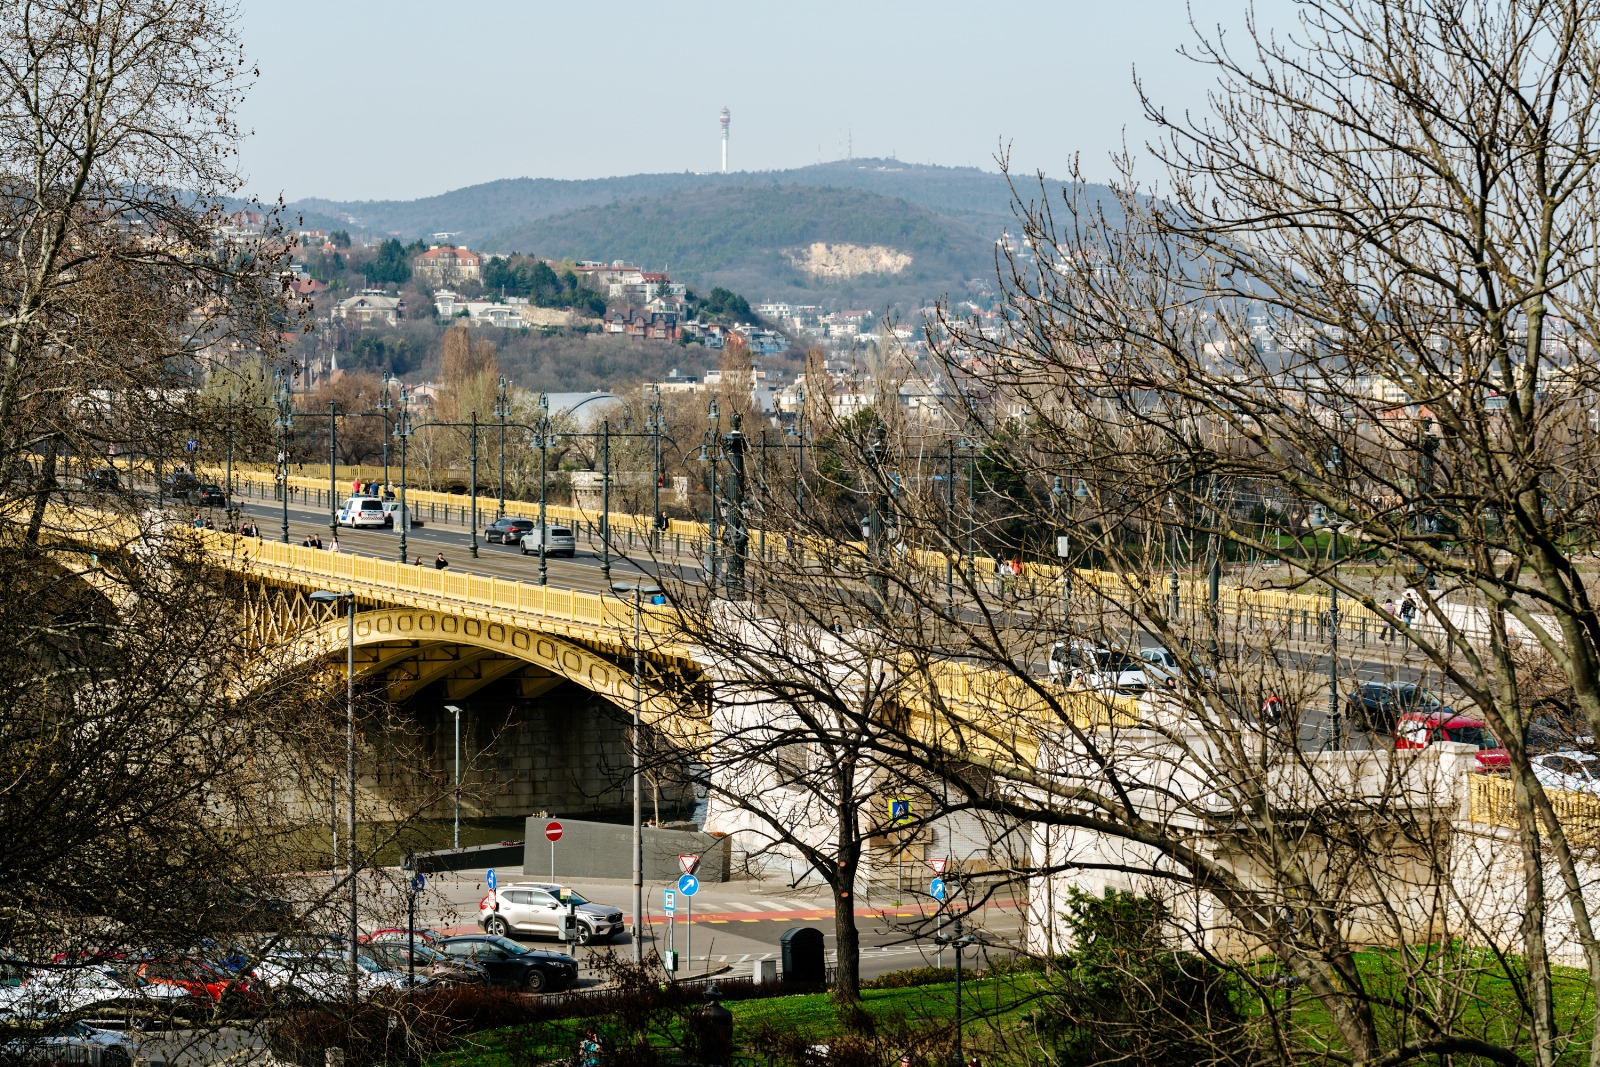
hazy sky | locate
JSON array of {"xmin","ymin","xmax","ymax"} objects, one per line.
[{"xmin": 235, "ymin": 1, "xmax": 1283, "ymax": 204}]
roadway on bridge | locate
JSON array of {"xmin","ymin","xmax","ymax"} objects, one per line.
[{"xmin": 229, "ymin": 495, "xmax": 1433, "ymax": 748}]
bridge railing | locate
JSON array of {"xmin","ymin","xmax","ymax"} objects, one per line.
[
  {"xmin": 1470, "ymin": 773, "xmax": 1600, "ymax": 843},
  {"xmin": 204, "ymin": 531, "xmax": 680, "ymax": 638}
]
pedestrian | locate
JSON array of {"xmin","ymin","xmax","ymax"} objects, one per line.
[
  {"xmin": 191, "ymin": 512, "xmax": 204, "ymax": 529},
  {"xmin": 1261, "ymin": 692, "xmax": 1285, "ymax": 727},
  {"xmin": 1399, "ymin": 594, "xmax": 1417, "ymax": 629},
  {"xmin": 301, "ymin": 534, "xmax": 312, "ymax": 548},
  {"xmin": 414, "ymin": 555, "xmax": 423, "ymax": 566},
  {"xmin": 1381, "ymin": 596, "xmax": 1396, "ymax": 642},
  {"xmin": 351, "ymin": 477, "xmax": 360, "ymax": 494},
  {"xmin": 831, "ymin": 615, "xmax": 843, "ymax": 634},
  {"xmin": 435, "ymin": 552, "xmax": 449, "ymax": 570},
  {"xmin": 311, "ymin": 533, "xmax": 324, "ymax": 550},
  {"xmin": 578, "ymin": 1029, "xmax": 604, "ymax": 1067},
  {"xmin": 328, "ymin": 537, "xmax": 340, "ymax": 552}
]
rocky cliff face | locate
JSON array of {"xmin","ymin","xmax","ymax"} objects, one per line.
[{"xmin": 786, "ymin": 241, "xmax": 912, "ymax": 279}]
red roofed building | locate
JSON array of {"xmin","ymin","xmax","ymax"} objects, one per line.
[{"xmin": 412, "ymin": 245, "xmax": 483, "ymax": 286}]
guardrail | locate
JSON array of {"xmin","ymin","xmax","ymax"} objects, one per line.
[{"xmin": 1469, "ymin": 774, "xmax": 1600, "ymax": 842}]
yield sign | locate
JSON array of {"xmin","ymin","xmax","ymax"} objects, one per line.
[
  {"xmin": 928, "ymin": 858, "xmax": 947, "ymax": 875},
  {"xmin": 678, "ymin": 854, "xmax": 700, "ymax": 876}
]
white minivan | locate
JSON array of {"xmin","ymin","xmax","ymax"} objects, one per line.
[
  {"xmin": 518, "ymin": 525, "xmax": 576, "ymax": 557},
  {"xmin": 337, "ymin": 497, "xmax": 390, "ymax": 528}
]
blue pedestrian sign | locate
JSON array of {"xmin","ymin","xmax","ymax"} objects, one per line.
[
  {"xmin": 411, "ymin": 873, "xmax": 426, "ymax": 892},
  {"xmin": 663, "ymin": 889, "xmax": 676, "ymax": 914},
  {"xmin": 889, "ymin": 798, "xmax": 913, "ymax": 825},
  {"xmin": 677, "ymin": 873, "xmax": 699, "ymax": 897},
  {"xmin": 486, "ymin": 869, "xmax": 497, "ymax": 890},
  {"xmin": 930, "ymin": 877, "xmax": 946, "ymax": 902}
]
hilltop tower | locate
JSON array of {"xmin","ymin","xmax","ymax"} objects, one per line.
[{"xmin": 720, "ymin": 106, "xmax": 730, "ymax": 173}]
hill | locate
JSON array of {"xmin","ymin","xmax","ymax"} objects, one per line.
[
  {"xmin": 482, "ymin": 183, "xmax": 995, "ymax": 309},
  {"xmin": 283, "ymin": 159, "xmax": 1122, "ymax": 309}
]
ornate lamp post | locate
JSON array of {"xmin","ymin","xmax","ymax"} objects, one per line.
[
  {"xmin": 701, "ymin": 398, "xmax": 721, "ymax": 592},
  {"xmin": 494, "ymin": 376, "xmax": 511, "ymax": 519},
  {"xmin": 393, "ymin": 387, "xmax": 415, "ymax": 563},
  {"xmin": 537, "ymin": 392, "xmax": 550, "ymax": 586},
  {"xmin": 377, "ymin": 373, "xmax": 395, "ymax": 491},
  {"xmin": 650, "ymin": 385, "xmax": 664, "ymax": 551},
  {"xmin": 274, "ymin": 371, "xmax": 295, "ymax": 544}
]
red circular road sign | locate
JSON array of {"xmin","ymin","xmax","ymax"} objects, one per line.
[{"xmin": 544, "ymin": 821, "xmax": 563, "ymax": 842}]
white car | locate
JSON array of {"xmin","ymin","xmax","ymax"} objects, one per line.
[
  {"xmin": 1139, "ymin": 647, "xmax": 1216, "ymax": 688},
  {"xmin": 518, "ymin": 526, "xmax": 576, "ymax": 558},
  {"xmin": 380, "ymin": 501, "xmax": 420, "ymax": 528},
  {"xmin": 336, "ymin": 497, "xmax": 390, "ymax": 528},
  {"xmin": 1, "ymin": 1019, "xmax": 147, "ymax": 1067},
  {"xmin": 1049, "ymin": 642, "xmax": 1150, "ymax": 693},
  {"xmin": 252, "ymin": 949, "xmax": 426, "ymax": 1002},
  {"xmin": 1532, "ymin": 751, "xmax": 1600, "ymax": 795},
  {"xmin": 478, "ymin": 883, "xmax": 624, "ymax": 945},
  {"xmin": 0, "ymin": 965, "xmax": 188, "ymax": 1020}
]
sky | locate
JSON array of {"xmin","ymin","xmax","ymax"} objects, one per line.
[{"xmin": 235, "ymin": 0, "xmax": 1284, "ymax": 204}]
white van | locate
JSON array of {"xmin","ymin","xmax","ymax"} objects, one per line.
[{"xmin": 337, "ymin": 497, "xmax": 389, "ymax": 528}]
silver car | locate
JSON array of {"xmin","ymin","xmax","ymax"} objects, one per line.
[
  {"xmin": 479, "ymin": 883, "xmax": 623, "ymax": 945},
  {"xmin": 518, "ymin": 526, "xmax": 576, "ymax": 558}
]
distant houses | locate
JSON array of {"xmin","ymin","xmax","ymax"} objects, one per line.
[{"xmin": 412, "ymin": 245, "xmax": 482, "ymax": 286}]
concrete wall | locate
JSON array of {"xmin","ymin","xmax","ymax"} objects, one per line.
[{"xmin": 522, "ymin": 817, "xmax": 732, "ymax": 882}]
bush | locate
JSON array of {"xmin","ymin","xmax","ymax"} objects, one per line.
[{"xmin": 863, "ymin": 966, "xmax": 960, "ymax": 989}]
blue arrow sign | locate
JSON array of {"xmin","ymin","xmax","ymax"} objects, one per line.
[
  {"xmin": 486, "ymin": 869, "xmax": 497, "ymax": 890},
  {"xmin": 411, "ymin": 873, "xmax": 426, "ymax": 893},
  {"xmin": 663, "ymin": 889, "xmax": 676, "ymax": 914},
  {"xmin": 930, "ymin": 877, "xmax": 946, "ymax": 902},
  {"xmin": 677, "ymin": 873, "xmax": 699, "ymax": 897}
]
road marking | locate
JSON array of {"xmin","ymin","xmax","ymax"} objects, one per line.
[{"xmin": 724, "ymin": 902, "xmax": 764, "ymax": 912}]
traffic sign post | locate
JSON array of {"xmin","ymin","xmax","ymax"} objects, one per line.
[
  {"xmin": 486, "ymin": 869, "xmax": 497, "ymax": 889},
  {"xmin": 931, "ymin": 876, "xmax": 947, "ymax": 967},
  {"xmin": 929, "ymin": 858, "xmax": 947, "ymax": 875},
  {"xmin": 545, "ymin": 821, "xmax": 563, "ymax": 878},
  {"xmin": 662, "ymin": 889, "xmax": 677, "ymax": 971},
  {"xmin": 888, "ymin": 799, "xmax": 913, "ymax": 904},
  {"xmin": 679, "ymin": 854, "xmax": 699, "ymax": 876},
  {"xmin": 677, "ymin": 873, "xmax": 698, "ymax": 973}
]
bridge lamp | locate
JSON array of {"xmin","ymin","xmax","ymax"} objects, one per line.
[
  {"xmin": 444, "ymin": 704, "xmax": 463, "ymax": 850},
  {"xmin": 610, "ymin": 581, "xmax": 662, "ymax": 964},
  {"xmin": 309, "ymin": 588, "xmax": 360, "ymax": 1003}
]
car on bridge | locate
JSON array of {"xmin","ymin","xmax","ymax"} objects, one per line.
[
  {"xmin": 381, "ymin": 502, "xmax": 421, "ymax": 528},
  {"xmin": 1395, "ymin": 711, "xmax": 1509, "ymax": 769},
  {"xmin": 80, "ymin": 467, "xmax": 120, "ymax": 491},
  {"xmin": 478, "ymin": 883, "xmax": 624, "ymax": 945},
  {"xmin": 337, "ymin": 497, "xmax": 390, "ymax": 529},
  {"xmin": 187, "ymin": 484, "xmax": 228, "ymax": 509},
  {"xmin": 484, "ymin": 517, "xmax": 536, "ymax": 544},
  {"xmin": 519, "ymin": 525, "xmax": 576, "ymax": 557},
  {"xmin": 436, "ymin": 935, "xmax": 577, "ymax": 993},
  {"xmin": 1049, "ymin": 641, "xmax": 1149, "ymax": 693},
  {"xmin": 1346, "ymin": 683, "xmax": 1455, "ymax": 733}
]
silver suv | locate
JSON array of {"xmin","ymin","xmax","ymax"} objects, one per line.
[
  {"xmin": 518, "ymin": 526, "xmax": 576, "ymax": 558},
  {"xmin": 479, "ymin": 883, "xmax": 623, "ymax": 945}
]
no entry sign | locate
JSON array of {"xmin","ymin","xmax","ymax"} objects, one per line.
[{"xmin": 545, "ymin": 821, "xmax": 564, "ymax": 842}]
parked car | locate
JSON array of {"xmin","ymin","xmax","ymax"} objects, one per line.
[
  {"xmin": 361, "ymin": 942, "xmax": 487, "ymax": 986},
  {"xmin": 1531, "ymin": 751, "xmax": 1600, "ymax": 795},
  {"xmin": 1525, "ymin": 707, "xmax": 1595, "ymax": 754},
  {"xmin": 186, "ymin": 484, "xmax": 227, "ymax": 508},
  {"xmin": 0, "ymin": 965, "xmax": 187, "ymax": 1020},
  {"xmin": 80, "ymin": 468, "xmax": 120, "ymax": 491},
  {"xmin": 362, "ymin": 928, "xmax": 444, "ymax": 947},
  {"xmin": 478, "ymin": 883, "xmax": 624, "ymax": 945},
  {"xmin": 1394, "ymin": 712, "xmax": 1509, "ymax": 769},
  {"xmin": 519, "ymin": 525, "xmax": 576, "ymax": 558},
  {"xmin": 485, "ymin": 517, "xmax": 537, "ymax": 544},
  {"xmin": 1347, "ymin": 683, "xmax": 1453, "ymax": 733},
  {"xmin": 1, "ymin": 1019, "xmax": 145, "ymax": 1067},
  {"xmin": 125, "ymin": 959, "xmax": 259, "ymax": 1012},
  {"xmin": 436, "ymin": 936, "xmax": 578, "ymax": 993},
  {"xmin": 380, "ymin": 501, "xmax": 421, "ymax": 528},
  {"xmin": 336, "ymin": 497, "xmax": 390, "ymax": 528},
  {"xmin": 252, "ymin": 949, "xmax": 423, "ymax": 1003}
]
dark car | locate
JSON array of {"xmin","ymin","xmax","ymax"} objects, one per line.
[
  {"xmin": 81, "ymin": 467, "xmax": 121, "ymax": 491},
  {"xmin": 484, "ymin": 517, "xmax": 537, "ymax": 544},
  {"xmin": 161, "ymin": 471, "xmax": 199, "ymax": 497},
  {"xmin": 1346, "ymin": 682, "xmax": 1452, "ymax": 733},
  {"xmin": 436, "ymin": 935, "xmax": 577, "ymax": 993},
  {"xmin": 187, "ymin": 484, "xmax": 227, "ymax": 508}
]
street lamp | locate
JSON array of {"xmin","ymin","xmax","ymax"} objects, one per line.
[
  {"xmin": 444, "ymin": 704, "xmax": 463, "ymax": 850},
  {"xmin": 308, "ymin": 588, "xmax": 359, "ymax": 1003},
  {"xmin": 649, "ymin": 385, "xmax": 664, "ymax": 551},
  {"xmin": 702, "ymin": 399, "xmax": 721, "ymax": 592},
  {"xmin": 393, "ymin": 388, "xmax": 415, "ymax": 563},
  {"xmin": 377, "ymin": 373, "xmax": 395, "ymax": 491},
  {"xmin": 610, "ymin": 580, "xmax": 662, "ymax": 965},
  {"xmin": 537, "ymin": 392, "xmax": 550, "ymax": 586},
  {"xmin": 494, "ymin": 377, "xmax": 511, "ymax": 519},
  {"xmin": 327, "ymin": 401, "xmax": 340, "ymax": 540},
  {"xmin": 273, "ymin": 372, "xmax": 295, "ymax": 544}
]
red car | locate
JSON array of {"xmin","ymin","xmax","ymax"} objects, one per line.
[
  {"xmin": 128, "ymin": 959, "xmax": 261, "ymax": 1009},
  {"xmin": 1395, "ymin": 712, "xmax": 1510, "ymax": 769}
]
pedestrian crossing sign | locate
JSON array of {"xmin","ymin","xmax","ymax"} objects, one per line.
[{"xmin": 889, "ymin": 798, "xmax": 913, "ymax": 825}]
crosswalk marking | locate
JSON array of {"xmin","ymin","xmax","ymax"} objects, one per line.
[{"xmin": 724, "ymin": 902, "xmax": 764, "ymax": 912}]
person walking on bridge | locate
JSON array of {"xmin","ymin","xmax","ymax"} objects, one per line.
[{"xmin": 435, "ymin": 552, "xmax": 449, "ymax": 570}]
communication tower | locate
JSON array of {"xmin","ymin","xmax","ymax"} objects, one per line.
[{"xmin": 720, "ymin": 106, "xmax": 730, "ymax": 173}]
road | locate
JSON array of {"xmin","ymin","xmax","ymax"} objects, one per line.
[{"xmin": 405, "ymin": 866, "xmax": 1022, "ymax": 985}]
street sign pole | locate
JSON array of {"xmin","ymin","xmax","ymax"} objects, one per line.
[{"xmin": 687, "ymin": 891, "xmax": 692, "ymax": 973}]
